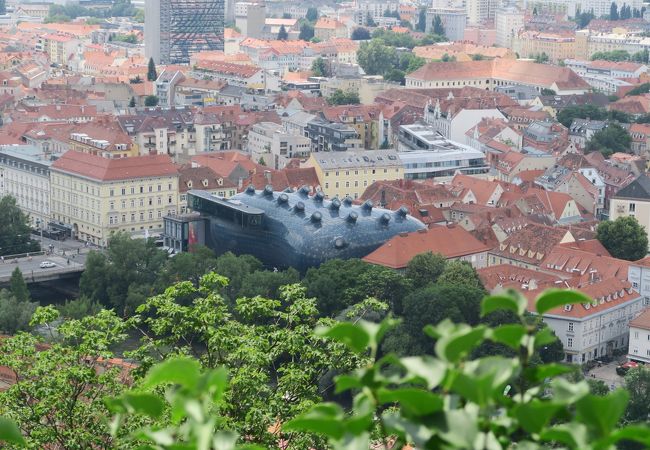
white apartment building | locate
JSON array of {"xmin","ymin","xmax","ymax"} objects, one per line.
[
  {"xmin": 628, "ymin": 308, "xmax": 650, "ymax": 364},
  {"xmin": 353, "ymin": 0, "xmax": 399, "ymax": 26},
  {"xmin": 424, "ymin": 100, "xmax": 507, "ymax": 143},
  {"xmin": 426, "ymin": 8, "xmax": 467, "ymax": 41},
  {"xmin": 397, "ymin": 123, "xmax": 489, "ymax": 180},
  {"xmin": 247, "ymin": 122, "xmax": 312, "ymax": 170},
  {"xmin": 466, "ymin": 0, "xmax": 499, "ymax": 25},
  {"xmin": 540, "ymin": 278, "xmax": 645, "ymax": 363},
  {"xmin": 495, "ymin": 6, "xmax": 524, "ymax": 48},
  {"xmin": 0, "ymin": 145, "xmax": 52, "ymax": 228}
]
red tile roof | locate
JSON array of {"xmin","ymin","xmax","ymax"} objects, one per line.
[
  {"xmin": 450, "ymin": 174, "xmax": 501, "ymax": 206},
  {"xmin": 541, "ymin": 246, "xmax": 629, "ymax": 282},
  {"xmin": 362, "ymin": 224, "xmax": 490, "ymax": 269},
  {"xmin": 630, "ymin": 308, "xmax": 650, "ymax": 331},
  {"xmin": 478, "ymin": 264, "xmax": 562, "ymax": 292},
  {"xmin": 51, "ymin": 151, "xmax": 178, "ymax": 181},
  {"xmin": 526, "ymin": 278, "xmax": 637, "ymax": 319}
]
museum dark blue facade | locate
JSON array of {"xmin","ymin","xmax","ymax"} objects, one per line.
[{"xmin": 182, "ymin": 187, "xmax": 426, "ymax": 271}]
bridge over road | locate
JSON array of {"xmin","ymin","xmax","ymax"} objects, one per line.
[{"xmin": 0, "ymin": 253, "xmax": 85, "ymax": 286}]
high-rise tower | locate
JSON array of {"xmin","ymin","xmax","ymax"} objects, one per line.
[{"xmin": 145, "ymin": 0, "xmax": 224, "ymax": 65}]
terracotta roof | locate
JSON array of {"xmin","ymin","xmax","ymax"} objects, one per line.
[
  {"xmin": 490, "ymin": 223, "xmax": 572, "ymax": 265},
  {"xmin": 408, "ymin": 60, "xmax": 590, "ymax": 90},
  {"xmin": 243, "ymin": 167, "xmax": 320, "ymax": 191},
  {"xmin": 191, "ymin": 151, "xmax": 260, "ymax": 178},
  {"xmin": 363, "ymin": 224, "xmax": 490, "ymax": 269},
  {"xmin": 526, "ymin": 278, "xmax": 637, "ymax": 319},
  {"xmin": 178, "ymin": 166, "xmax": 237, "ymax": 193},
  {"xmin": 450, "ymin": 174, "xmax": 501, "ymax": 206},
  {"xmin": 478, "ymin": 264, "xmax": 562, "ymax": 292},
  {"xmin": 51, "ymin": 151, "xmax": 178, "ymax": 181},
  {"xmin": 630, "ymin": 308, "xmax": 650, "ymax": 331},
  {"xmin": 541, "ymin": 246, "xmax": 629, "ymax": 282}
]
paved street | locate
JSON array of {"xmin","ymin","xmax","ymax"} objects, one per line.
[
  {"xmin": 588, "ymin": 362, "xmax": 625, "ymax": 390},
  {"xmin": 0, "ymin": 237, "xmax": 98, "ymax": 283}
]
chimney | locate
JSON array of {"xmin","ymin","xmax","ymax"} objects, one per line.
[
  {"xmin": 264, "ymin": 170, "xmax": 272, "ymax": 184},
  {"xmin": 237, "ymin": 177, "xmax": 243, "ymax": 190}
]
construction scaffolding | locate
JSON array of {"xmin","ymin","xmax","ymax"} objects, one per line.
[{"xmin": 160, "ymin": 0, "xmax": 225, "ymax": 65}]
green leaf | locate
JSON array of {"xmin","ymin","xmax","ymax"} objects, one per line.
[
  {"xmin": 377, "ymin": 388, "xmax": 443, "ymax": 416},
  {"xmin": 540, "ymin": 424, "xmax": 589, "ymax": 449},
  {"xmin": 284, "ymin": 404, "xmax": 345, "ymax": 439},
  {"xmin": 122, "ymin": 393, "xmax": 165, "ymax": 418},
  {"xmin": 399, "ymin": 356, "xmax": 446, "ymax": 389},
  {"xmin": 551, "ymin": 378, "xmax": 590, "ymax": 404},
  {"xmin": 317, "ymin": 323, "xmax": 369, "ymax": 354},
  {"xmin": 201, "ymin": 366, "xmax": 228, "ymax": 402},
  {"xmin": 142, "ymin": 357, "xmax": 201, "ymax": 390},
  {"xmin": 524, "ymin": 364, "xmax": 574, "ymax": 383},
  {"xmin": 491, "ymin": 324, "xmax": 527, "ymax": 349},
  {"xmin": 576, "ymin": 389, "xmax": 629, "ymax": 438},
  {"xmin": 213, "ymin": 430, "xmax": 238, "ymax": 450},
  {"xmin": 334, "ymin": 374, "xmax": 362, "ymax": 394},
  {"xmin": 0, "ymin": 417, "xmax": 26, "ymax": 446},
  {"xmin": 513, "ymin": 400, "xmax": 562, "ymax": 433},
  {"xmin": 434, "ymin": 325, "xmax": 487, "ymax": 363},
  {"xmin": 599, "ymin": 425, "xmax": 650, "ymax": 448},
  {"xmin": 481, "ymin": 291, "xmax": 526, "ymax": 317},
  {"xmin": 535, "ymin": 289, "xmax": 590, "ymax": 315}
]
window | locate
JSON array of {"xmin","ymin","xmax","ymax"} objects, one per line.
[
  {"xmin": 635, "ymin": 331, "xmax": 639, "ymax": 339},
  {"xmin": 629, "ymin": 203, "xmax": 636, "ymax": 212},
  {"xmin": 568, "ymin": 322, "xmax": 574, "ymax": 332},
  {"xmin": 567, "ymin": 338, "xmax": 573, "ymax": 348},
  {"xmin": 121, "ymin": 188, "xmax": 126, "ymax": 195},
  {"xmin": 140, "ymin": 186, "xmax": 144, "ymax": 193},
  {"xmin": 110, "ymin": 189, "xmax": 114, "ymax": 196},
  {"xmin": 130, "ymin": 187, "xmax": 135, "ymax": 194}
]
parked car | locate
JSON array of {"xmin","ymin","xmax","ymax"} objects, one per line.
[
  {"xmin": 39, "ymin": 261, "xmax": 57, "ymax": 269},
  {"xmin": 616, "ymin": 360, "xmax": 639, "ymax": 376}
]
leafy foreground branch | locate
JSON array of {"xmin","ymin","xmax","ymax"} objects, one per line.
[{"xmin": 2, "ymin": 289, "xmax": 650, "ymax": 449}]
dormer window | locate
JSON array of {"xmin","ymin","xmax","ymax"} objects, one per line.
[
  {"xmin": 202, "ymin": 179, "xmax": 208, "ymax": 187},
  {"xmin": 564, "ymin": 304, "xmax": 572, "ymax": 312},
  {"xmin": 187, "ymin": 181, "xmax": 193, "ymax": 188}
]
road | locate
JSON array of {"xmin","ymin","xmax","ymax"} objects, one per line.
[{"xmin": 0, "ymin": 237, "xmax": 98, "ymax": 283}]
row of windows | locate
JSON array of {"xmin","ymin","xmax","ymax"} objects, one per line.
[
  {"xmin": 324, "ymin": 168, "xmax": 396, "ymax": 177},
  {"xmin": 109, "ymin": 196, "xmax": 174, "ymax": 210},
  {"xmin": 108, "ymin": 209, "xmax": 171, "ymax": 224},
  {"xmin": 325, "ymin": 179, "xmax": 371, "ymax": 190},
  {"xmin": 110, "ymin": 184, "xmax": 173, "ymax": 196}
]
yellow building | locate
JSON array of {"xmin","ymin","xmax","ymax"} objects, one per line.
[
  {"xmin": 40, "ymin": 34, "xmax": 80, "ymax": 67},
  {"xmin": 306, "ymin": 150, "xmax": 403, "ymax": 199},
  {"xmin": 610, "ymin": 174, "xmax": 650, "ymax": 250},
  {"xmin": 314, "ymin": 17, "xmax": 348, "ymax": 41},
  {"xmin": 512, "ymin": 31, "xmax": 576, "ymax": 63},
  {"xmin": 50, "ymin": 151, "xmax": 179, "ymax": 245}
]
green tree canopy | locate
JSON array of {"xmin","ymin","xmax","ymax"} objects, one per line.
[
  {"xmin": 0, "ymin": 289, "xmax": 37, "ymax": 335},
  {"xmin": 432, "ymin": 14, "xmax": 445, "ymax": 37},
  {"xmin": 586, "ymin": 123, "xmax": 632, "ymax": 156},
  {"xmin": 79, "ymin": 232, "xmax": 167, "ymax": 315},
  {"xmin": 277, "ymin": 24, "xmax": 288, "ymax": 40},
  {"xmin": 9, "ymin": 268, "xmax": 30, "ymax": 303},
  {"xmin": 0, "ymin": 196, "xmax": 40, "ymax": 257},
  {"xmin": 298, "ymin": 22, "xmax": 314, "ymax": 41},
  {"xmin": 405, "ymin": 252, "xmax": 446, "ymax": 287},
  {"xmin": 437, "ymin": 260, "xmax": 485, "ymax": 290},
  {"xmin": 310, "ymin": 56, "xmax": 328, "ymax": 77},
  {"xmin": 351, "ymin": 27, "xmax": 370, "ymax": 40},
  {"xmin": 144, "ymin": 95, "xmax": 159, "ymax": 107},
  {"xmin": 591, "ymin": 49, "xmax": 630, "ymax": 61},
  {"xmin": 416, "ymin": 7, "xmax": 426, "ymax": 32},
  {"xmin": 146, "ymin": 57, "xmax": 157, "ymax": 81},
  {"xmin": 357, "ymin": 39, "xmax": 397, "ymax": 75},
  {"xmin": 597, "ymin": 216, "xmax": 648, "ymax": 261},
  {"xmin": 305, "ymin": 7, "xmax": 318, "ymax": 22},
  {"xmin": 327, "ymin": 89, "xmax": 360, "ymax": 105}
]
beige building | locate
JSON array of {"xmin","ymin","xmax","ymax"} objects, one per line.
[
  {"xmin": 314, "ymin": 17, "xmax": 348, "ymax": 41},
  {"xmin": 321, "ymin": 76, "xmax": 398, "ymax": 105},
  {"xmin": 495, "ymin": 6, "xmax": 524, "ymax": 48},
  {"xmin": 50, "ymin": 151, "xmax": 179, "ymax": 245},
  {"xmin": 609, "ymin": 174, "xmax": 650, "ymax": 250},
  {"xmin": 306, "ymin": 150, "xmax": 403, "ymax": 199},
  {"xmin": 512, "ymin": 31, "xmax": 576, "ymax": 63}
]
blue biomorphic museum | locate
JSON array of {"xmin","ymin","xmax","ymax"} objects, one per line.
[{"xmin": 162, "ymin": 187, "xmax": 425, "ymax": 271}]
